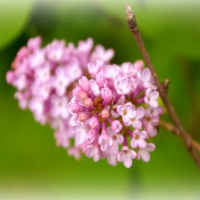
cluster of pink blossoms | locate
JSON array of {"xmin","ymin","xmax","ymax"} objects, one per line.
[{"xmin": 6, "ymin": 37, "xmax": 163, "ymax": 168}]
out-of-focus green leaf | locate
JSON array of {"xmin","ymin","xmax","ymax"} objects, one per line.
[{"xmin": 0, "ymin": 0, "xmax": 34, "ymax": 50}]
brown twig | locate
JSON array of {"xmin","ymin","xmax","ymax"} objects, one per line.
[
  {"xmin": 159, "ymin": 120, "xmax": 200, "ymax": 153},
  {"xmin": 124, "ymin": 3, "xmax": 200, "ymax": 170}
]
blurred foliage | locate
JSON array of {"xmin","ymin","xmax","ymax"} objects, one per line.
[{"xmin": 0, "ymin": 0, "xmax": 200, "ymax": 199}]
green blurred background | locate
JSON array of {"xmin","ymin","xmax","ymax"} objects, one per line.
[{"xmin": 0, "ymin": 0, "xmax": 200, "ymax": 199}]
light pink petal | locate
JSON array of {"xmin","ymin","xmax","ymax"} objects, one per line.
[
  {"xmin": 108, "ymin": 153, "xmax": 117, "ymax": 166},
  {"xmin": 138, "ymin": 140, "xmax": 147, "ymax": 148},
  {"xmin": 86, "ymin": 148, "xmax": 94, "ymax": 158},
  {"xmin": 75, "ymin": 132, "xmax": 86, "ymax": 146},
  {"xmin": 123, "ymin": 155, "xmax": 132, "ymax": 168},
  {"xmin": 117, "ymin": 105, "xmax": 124, "ymax": 114},
  {"xmin": 129, "ymin": 150, "xmax": 137, "ymax": 159},
  {"xmin": 148, "ymin": 125, "xmax": 157, "ymax": 137},
  {"xmin": 142, "ymin": 68, "xmax": 151, "ymax": 82},
  {"xmin": 117, "ymin": 151, "xmax": 125, "ymax": 162},
  {"xmin": 101, "ymin": 140, "xmax": 108, "ymax": 152},
  {"xmin": 146, "ymin": 143, "xmax": 155, "ymax": 151},
  {"xmin": 131, "ymin": 139, "xmax": 137, "ymax": 148},
  {"xmin": 150, "ymin": 100, "xmax": 158, "ymax": 108},
  {"xmin": 133, "ymin": 120, "xmax": 142, "ymax": 130},
  {"xmin": 128, "ymin": 109, "xmax": 136, "ymax": 118},
  {"xmin": 111, "ymin": 142, "xmax": 119, "ymax": 154},
  {"xmin": 151, "ymin": 91, "xmax": 159, "ymax": 99},
  {"xmin": 140, "ymin": 131, "xmax": 147, "ymax": 139},
  {"xmin": 136, "ymin": 107, "xmax": 145, "ymax": 119},
  {"xmin": 89, "ymin": 79, "xmax": 100, "ymax": 96},
  {"xmin": 93, "ymin": 153, "xmax": 100, "ymax": 162},
  {"xmin": 141, "ymin": 150, "xmax": 150, "ymax": 162},
  {"xmin": 117, "ymin": 135, "xmax": 124, "ymax": 144}
]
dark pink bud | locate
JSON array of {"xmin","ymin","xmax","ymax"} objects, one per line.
[
  {"xmin": 78, "ymin": 112, "xmax": 90, "ymax": 122},
  {"xmin": 6, "ymin": 71, "xmax": 15, "ymax": 84},
  {"xmin": 84, "ymin": 98, "xmax": 94, "ymax": 108},
  {"xmin": 111, "ymin": 120, "xmax": 122, "ymax": 133},
  {"xmin": 86, "ymin": 129, "xmax": 97, "ymax": 144},
  {"xmin": 16, "ymin": 46, "xmax": 30, "ymax": 61},
  {"xmin": 70, "ymin": 103, "xmax": 84, "ymax": 113},
  {"xmin": 96, "ymin": 74, "xmax": 105, "ymax": 87},
  {"xmin": 27, "ymin": 36, "xmax": 42, "ymax": 51},
  {"xmin": 79, "ymin": 91, "xmax": 88, "ymax": 101},
  {"xmin": 101, "ymin": 87, "xmax": 112, "ymax": 103},
  {"xmin": 73, "ymin": 86, "xmax": 82, "ymax": 98},
  {"xmin": 79, "ymin": 76, "xmax": 90, "ymax": 92},
  {"xmin": 101, "ymin": 109, "xmax": 110, "ymax": 119},
  {"xmin": 89, "ymin": 116, "xmax": 100, "ymax": 129}
]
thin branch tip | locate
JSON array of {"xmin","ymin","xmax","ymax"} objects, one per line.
[{"xmin": 124, "ymin": 3, "xmax": 137, "ymax": 32}]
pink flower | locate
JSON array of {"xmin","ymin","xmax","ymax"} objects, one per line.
[
  {"xmin": 118, "ymin": 146, "xmax": 137, "ymax": 168},
  {"xmin": 114, "ymin": 73, "xmax": 130, "ymax": 95},
  {"xmin": 7, "ymin": 36, "xmax": 163, "ymax": 168},
  {"xmin": 117, "ymin": 102, "xmax": 136, "ymax": 124},
  {"xmin": 50, "ymin": 96, "xmax": 68, "ymax": 119},
  {"xmin": 131, "ymin": 130, "xmax": 147, "ymax": 148},
  {"xmin": 137, "ymin": 143, "xmax": 155, "ymax": 162},
  {"xmin": 144, "ymin": 89, "xmax": 159, "ymax": 107},
  {"xmin": 73, "ymin": 124, "xmax": 87, "ymax": 146},
  {"xmin": 86, "ymin": 145, "xmax": 100, "ymax": 162},
  {"xmin": 139, "ymin": 68, "xmax": 157, "ymax": 90},
  {"xmin": 101, "ymin": 87, "xmax": 113, "ymax": 103},
  {"xmin": 129, "ymin": 107, "xmax": 145, "ymax": 130},
  {"xmin": 107, "ymin": 128, "xmax": 124, "ymax": 154},
  {"xmin": 111, "ymin": 120, "xmax": 123, "ymax": 133},
  {"xmin": 79, "ymin": 76, "xmax": 90, "ymax": 92},
  {"xmin": 91, "ymin": 45, "xmax": 114, "ymax": 63},
  {"xmin": 98, "ymin": 128, "xmax": 112, "ymax": 152},
  {"xmin": 52, "ymin": 67, "xmax": 70, "ymax": 96}
]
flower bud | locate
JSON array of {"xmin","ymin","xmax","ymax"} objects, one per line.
[
  {"xmin": 84, "ymin": 98, "xmax": 94, "ymax": 109},
  {"xmin": 79, "ymin": 76, "xmax": 90, "ymax": 92},
  {"xmin": 101, "ymin": 109, "xmax": 110, "ymax": 119},
  {"xmin": 70, "ymin": 103, "xmax": 84, "ymax": 113},
  {"xmin": 101, "ymin": 87, "xmax": 112, "ymax": 103},
  {"xmin": 73, "ymin": 86, "xmax": 82, "ymax": 98},
  {"xmin": 86, "ymin": 129, "xmax": 97, "ymax": 144},
  {"xmin": 79, "ymin": 91, "xmax": 88, "ymax": 101},
  {"xmin": 78, "ymin": 112, "xmax": 90, "ymax": 122},
  {"xmin": 89, "ymin": 116, "xmax": 100, "ymax": 130},
  {"xmin": 111, "ymin": 120, "xmax": 122, "ymax": 133},
  {"xmin": 96, "ymin": 74, "xmax": 105, "ymax": 87}
]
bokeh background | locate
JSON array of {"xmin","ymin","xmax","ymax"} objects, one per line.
[{"xmin": 0, "ymin": 0, "xmax": 200, "ymax": 199}]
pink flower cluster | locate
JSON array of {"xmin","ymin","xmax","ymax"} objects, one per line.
[
  {"xmin": 69, "ymin": 60, "xmax": 163, "ymax": 168},
  {"xmin": 6, "ymin": 36, "xmax": 163, "ymax": 168}
]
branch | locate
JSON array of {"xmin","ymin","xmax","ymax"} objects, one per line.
[
  {"xmin": 124, "ymin": 3, "xmax": 200, "ymax": 170},
  {"xmin": 159, "ymin": 120, "xmax": 200, "ymax": 153}
]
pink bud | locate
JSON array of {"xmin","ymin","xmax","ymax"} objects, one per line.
[
  {"xmin": 70, "ymin": 103, "xmax": 84, "ymax": 113},
  {"xmin": 96, "ymin": 74, "xmax": 105, "ymax": 87},
  {"xmin": 79, "ymin": 91, "xmax": 88, "ymax": 101},
  {"xmin": 16, "ymin": 46, "xmax": 30, "ymax": 60},
  {"xmin": 73, "ymin": 86, "xmax": 82, "ymax": 98},
  {"xmin": 101, "ymin": 87, "xmax": 112, "ymax": 103},
  {"xmin": 79, "ymin": 76, "xmax": 90, "ymax": 92},
  {"xmin": 133, "ymin": 60, "xmax": 144, "ymax": 71},
  {"xmin": 6, "ymin": 71, "xmax": 15, "ymax": 84},
  {"xmin": 101, "ymin": 109, "xmax": 110, "ymax": 119},
  {"xmin": 27, "ymin": 36, "xmax": 42, "ymax": 51},
  {"xmin": 86, "ymin": 129, "xmax": 97, "ymax": 144},
  {"xmin": 89, "ymin": 116, "xmax": 100, "ymax": 130},
  {"xmin": 111, "ymin": 120, "xmax": 122, "ymax": 133},
  {"xmin": 78, "ymin": 112, "xmax": 90, "ymax": 122},
  {"xmin": 84, "ymin": 98, "xmax": 94, "ymax": 108}
]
